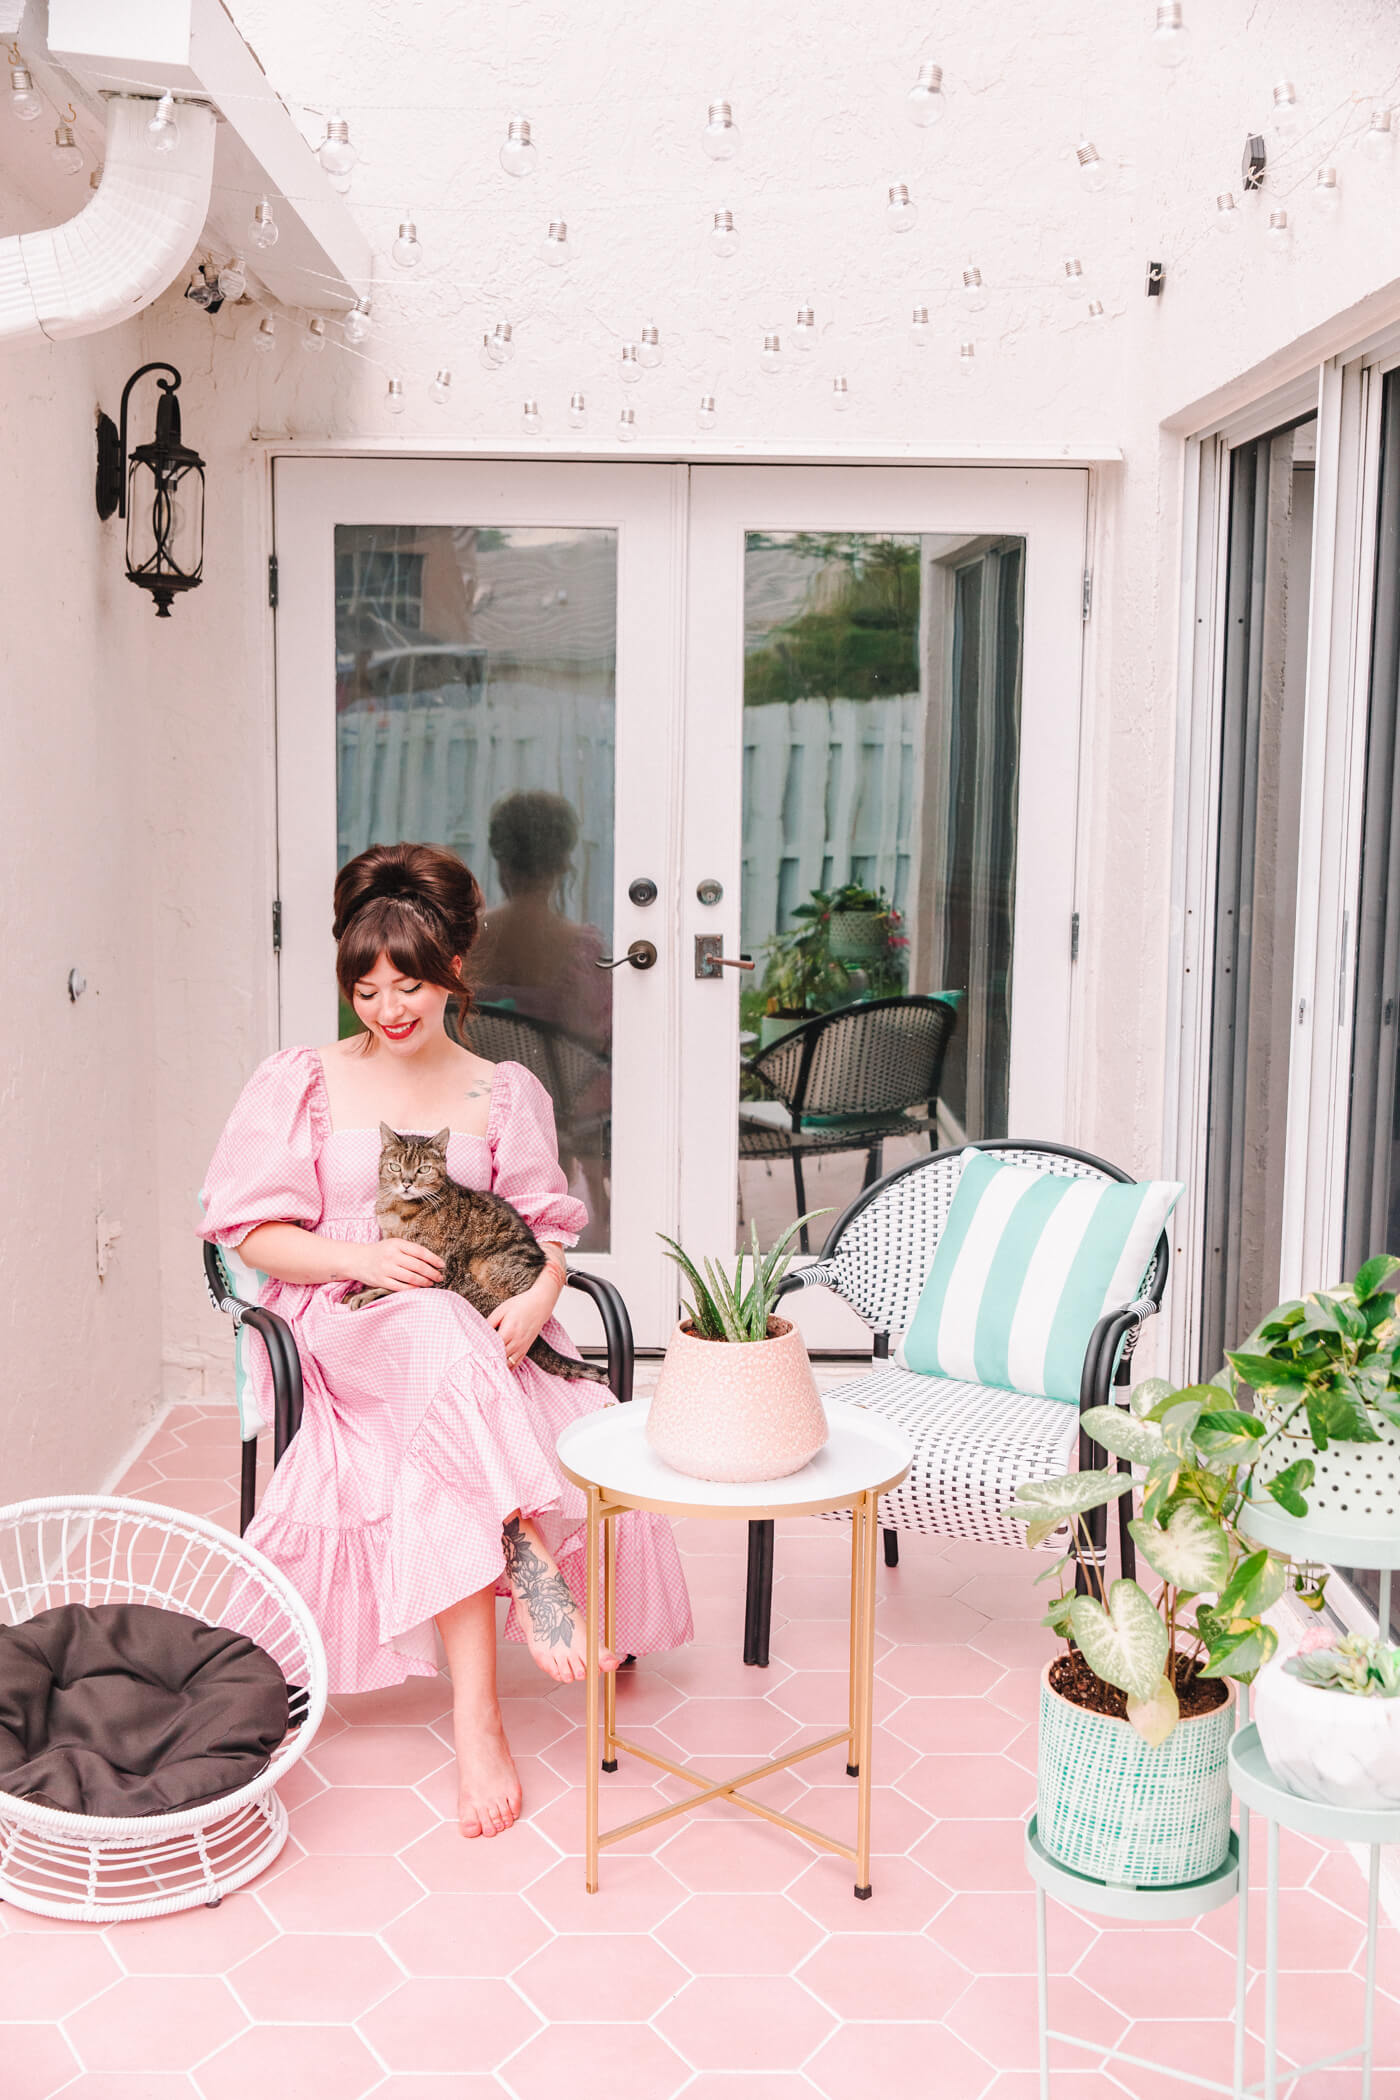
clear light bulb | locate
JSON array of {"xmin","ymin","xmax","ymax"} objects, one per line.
[
  {"xmin": 697, "ymin": 393, "xmax": 717, "ymax": 429},
  {"xmin": 251, "ymin": 315, "xmax": 277, "ymax": 354},
  {"xmin": 391, "ymin": 219, "xmax": 422, "ymax": 269},
  {"xmin": 302, "ymin": 316, "xmax": 328, "ymax": 353},
  {"xmin": 1087, "ymin": 298, "xmax": 1106, "ymax": 320},
  {"xmin": 429, "ymin": 369, "xmax": 452, "ymax": 405},
  {"xmin": 218, "ymin": 255, "xmax": 247, "ymax": 302},
  {"xmin": 1311, "ymin": 164, "xmax": 1340, "ymax": 214},
  {"xmin": 910, "ymin": 304, "xmax": 932, "ymax": 348},
  {"xmin": 318, "ymin": 116, "xmax": 357, "ymax": 178},
  {"xmin": 618, "ymin": 406, "xmax": 638, "ymax": 443},
  {"xmin": 959, "ymin": 339, "xmax": 976, "ymax": 378},
  {"xmin": 482, "ymin": 320, "xmax": 514, "ymax": 366},
  {"xmin": 620, "ymin": 342, "xmax": 642, "ymax": 384},
  {"xmin": 147, "ymin": 91, "xmax": 180, "ymax": 154},
  {"xmin": 832, "ymin": 374, "xmax": 851, "ymax": 412},
  {"xmin": 1361, "ymin": 108, "xmax": 1394, "ymax": 158},
  {"xmin": 480, "ymin": 332, "xmax": 502, "ymax": 370},
  {"xmin": 500, "ymin": 117, "xmax": 537, "ymax": 176},
  {"xmin": 709, "ymin": 209, "xmax": 739, "ymax": 257},
  {"xmin": 250, "ymin": 199, "xmax": 279, "ymax": 251},
  {"xmin": 539, "ymin": 218, "xmax": 571, "ymax": 267},
  {"xmin": 1076, "ymin": 140, "xmax": 1109, "ymax": 193},
  {"xmin": 9, "ymin": 66, "xmax": 41, "ymax": 122},
  {"xmin": 1266, "ymin": 208, "xmax": 1292, "ymax": 255},
  {"xmin": 342, "ymin": 296, "xmax": 372, "ymax": 344},
  {"xmin": 50, "ymin": 123, "xmax": 82, "ymax": 174},
  {"xmin": 1270, "ymin": 81, "xmax": 1301, "ymax": 143},
  {"xmin": 702, "ymin": 101, "xmax": 740, "ymax": 159},
  {"xmin": 522, "ymin": 399, "xmax": 542, "ymax": 435},
  {"xmin": 1062, "ymin": 258, "xmax": 1086, "ymax": 300},
  {"xmin": 886, "ymin": 183, "xmax": 917, "ymax": 233},
  {"xmin": 568, "ymin": 391, "xmax": 588, "ymax": 429},
  {"xmin": 1213, "ymin": 190, "xmax": 1241, "ymax": 234},
  {"xmin": 794, "ymin": 304, "xmax": 816, "ymax": 352},
  {"xmin": 906, "ymin": 62, "xmax": 945, "ymax": 127},
  {"xmin": 760, "ymin": 332, "xmax": 783, "ymax": 375},
  {"xmin": 385, "ymin": 378, "xmax": 405, "ymax": 416},
  {"xmin": 961, "ymin": 265, "xmax": 988, "ymax": 313},
  {"xmin": 1152, "ymin": 2, "xmax": 1188, "ymax": 66},
  {"xmin": 639, "ymin": 324, "xmax": 662, "ymax": 367}
]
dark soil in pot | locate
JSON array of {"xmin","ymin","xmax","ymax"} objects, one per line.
[{"xmin": 1049, "ymin": 1649, "xmax": 1230, "ymax": 1722}]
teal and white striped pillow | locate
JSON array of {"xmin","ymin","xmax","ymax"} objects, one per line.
[{"xmin": 901, "ymin": 1149, "xmax": 1182, "ymax": 1403}]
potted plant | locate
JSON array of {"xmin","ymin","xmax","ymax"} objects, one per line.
[
  {"xmin": 820, "ymin": 881, "xmax": 904, "ymax": 967},
  {"xmin": 1253, "ymin": 1631, "xmax": 1400, "ymax": 1810},
  {"xmin": 648, "ymin": 1216, "xmax": 829, "ymax": 1482},
  {"xmin": 751, "ymin": 882, "xmax": 911, "ymax": 1046}
]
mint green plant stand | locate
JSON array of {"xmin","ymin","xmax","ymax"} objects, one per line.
[{"xmin": 1025, "ymin": 1815, "xmax": 1240, "ymax": 2098}]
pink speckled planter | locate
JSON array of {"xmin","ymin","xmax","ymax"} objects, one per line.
[{"xmin": 645, "ymin": 1318, "xmax": 829, "ymax": 1483}]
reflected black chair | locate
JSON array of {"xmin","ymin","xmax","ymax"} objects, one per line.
[
  {"xmin": 739, "ymin": 995, "xmax": 959, "ymax": 1249},
  {"xmin": 458, "ymin": 1003, "xmax": 610, "ymax": 1172}
]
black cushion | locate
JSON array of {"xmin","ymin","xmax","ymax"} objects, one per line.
[{"xmin": 0, "ymin": 1602, "xmax": 289, "ymax": 1817}]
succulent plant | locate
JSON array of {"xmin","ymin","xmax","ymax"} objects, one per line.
[
  {"xmin": 658, "ymin": 1214, "xmax": 829, "ymax": 1343},
  {"xmin": 1285, "ymin": 1633, "xmax": 1400, "ymax": 1698}
]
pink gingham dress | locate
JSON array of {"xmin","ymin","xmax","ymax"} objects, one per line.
[{"xmin": 200, "ymin": 1048, "xmax": 693, "ymax": 1693}]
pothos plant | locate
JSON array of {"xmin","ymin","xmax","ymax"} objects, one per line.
[{"xmin": 1224, "ymin": 1254, "xmax": 1400, "ymax": 1479}]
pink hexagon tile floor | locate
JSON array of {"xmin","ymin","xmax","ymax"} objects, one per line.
[{"xmin": 2, "ymin": 1395, "xmax": 1395, "ymax": 2099}]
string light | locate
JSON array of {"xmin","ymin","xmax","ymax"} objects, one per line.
[
  {"xmin": 760, "ymin": 332, "xmax": 783, "ymax": 375},
  {"xmin": 1266, "ymin": 208, "xmax": 1292, "ymax": 254},
  {"xmin": 217, "ymin": 256, "xmax": 247, "ymax": 301},
  {"xmin": 1270, "ymin": 81, "xmax": 1302, "ymax": 144},
  {"xmin": 1213, "ymin": 190, "xmax": 1241, "ymax": 234},
  {"xmin": 539, "ymin": 218, "xmax": 571, "ymax": 267},
  {"xmin": 639, "ymin": 324, "xmax": 662, "ymax": 368},
  {"xmin": 302, "ymin": 316, "xmax": 328, "ymax": 353},
  {"xmin": 1062, "ymin": 258, "xmax": 1086, "ymax": 300},
  {"xmin": 959, "ymin": 339, "xmax": 977, "ymax": 378},
  {"xmin": 831, "ymin": 374, "xmax": 851, "ymax": 412},
  {"xmin": 618, "ymin": 406, "xmax": 638, "ymax": 443},
  {"xmin": 709, "ymin": 209, "xmax": 739, "ymax": 257},
  {"xmin": 885, "ymin": 183, "xmax": 917, "ymax": 232},
  {"xmin": 522, "ymin": 399, "xmax": 542, "ymax": 434},
  {"xmin": 429, "ymin": 369, "xmax": 452, "ymax": 404},
  {"xmin": 1311, "ymin": 164, "xmax": 1340, "ymax": 214},
  {"xmin": 50, "ymin": 123, "xmax": 82, "ymax": 174},
  {"xmin": 250, "ymin": 199, "xmax": 279, "ymax": 250},
  {"xmin": 620, "ymin": 343, "xmax": 642, "ymax": 384},
  {"xmin": 318, "ymin": 116, "xmax": 357, "ymax": 178},
  {"xmin": 500, "ymin": 117, "xmax": 537, "ymax": 176},
  {"xmin": 568, "ymin": 391, "xmax": 588, "ymax": 429},
  {"xmin": 8, "ymin": 64, "xmax": 41, "ymax": 121},
  {"xmin": 1360, "ymin": 108, "xmax": 1394, "ymax": 158},
  {"xmin": 1087, "ymin": 298, "xmax": 1106, "ymax": 320},
  {"xmin": 702, "ymin": 101, "xmax": 740, "ymax": 159},
  {"xmin": 391, "ymin": 218, "xmax": 422, "ymax": 268},
  {"xmin": 385, "ymin": 378, "xmax": 405, "ymax": 415},
  {"xmin": 697, "ymin": 394, "xmax": 717, "ymax": 429},
  {"xmin": 147, "ymin": 92, "xmax": 179, "ymax": 154},
  {"xmin": 794, "ymin": 304, "xmax": 816, "ymax": 352},
  {"xmin": 1152, "ymin": 3, "xmax": 1188, "ymax": 67},
  {"xmin": 251, "ymin": 315, "xmax": 277, "ymax": 354},
  {"xmin": 487, "ymin": 321, "xmax": 515, "ymax": 364},
  {"xmin": 342, "ymin": 296, "xmax": 372, "ymax": 344},
  {"xmin": 1076, "ymin": 140, "xmax": 1108, "ymax": 193},
  {"xmin": 910, "ymin": 305, "xmax": 932, "ymax": 348},
  {"xmin": 906, "ymin": 63, "xmax": 946, "ymax": 126},
  {"xmin": 961, "ymin": 265, "xmax": 988, "ymax": 313}
]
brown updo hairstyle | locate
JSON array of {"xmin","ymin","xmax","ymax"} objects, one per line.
[{"xmin": 333, "ymin": 843, "xmax": 483, "ymax": 1040}]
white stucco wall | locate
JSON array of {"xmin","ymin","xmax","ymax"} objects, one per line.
[{"xmin": 5, "ymin": 2, "xmax": 1400, "ymax": 1471}]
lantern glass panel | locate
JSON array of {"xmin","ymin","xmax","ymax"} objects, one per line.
[{"xmin": 125, "ymin": 451, "xmax": 204, "ymax": 589}]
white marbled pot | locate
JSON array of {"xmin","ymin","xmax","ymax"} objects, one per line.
[{"xmin": 1253, "ymin": 1660, "xmax": 1400, "ymax": 1810}]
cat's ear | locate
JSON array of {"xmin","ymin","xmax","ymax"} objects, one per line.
[
  {"xmin": 379, "ymin": 1121, "xmax": 400, "ymax": 1147},
  {"xmin": 429, "ymin": 1128, "xmax": 451, "ymax": 1153}
]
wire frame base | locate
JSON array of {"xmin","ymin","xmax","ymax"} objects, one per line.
[{"xmin": 0, "ymin": 1791, "xmax": 289, "ymax": 1923}]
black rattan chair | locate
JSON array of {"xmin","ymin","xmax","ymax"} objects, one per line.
[
  {"xmin": 458, "ymin": 1004, "xmax": 609, "ymax": 1169},
  {"xmin": 739, "ymin": 995, "xmax": 959, "ymax": 1249}
]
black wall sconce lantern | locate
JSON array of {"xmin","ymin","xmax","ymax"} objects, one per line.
[{"xmin": 95, "ymin": 363, "xmax": 205, "ymax": 617}]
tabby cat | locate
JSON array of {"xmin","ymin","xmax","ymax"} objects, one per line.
[{"xmin": 345, "ymin": 1125, "xmax": 609, "ymax": 1385}]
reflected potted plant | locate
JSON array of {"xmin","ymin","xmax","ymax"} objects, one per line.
[
  {"xmin": 1254, "ymin": 1631, "xmax": 1400, "ymax": 1810},
  {"xmin": 648, "ymin": 1216, "xmax": 830, "ymax": 1482},
  {"xmin": 753, "ymin": 882, "xmax": 909, "ymax": 1047}
]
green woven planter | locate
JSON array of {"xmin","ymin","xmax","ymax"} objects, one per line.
[
  {"xmin": 827, "ymin": 911, "xmax": 888, "ymax": 963},
  {"xmin": 1036, "ymin": 1665, "xmax": 1235, "ymax": 1888}
]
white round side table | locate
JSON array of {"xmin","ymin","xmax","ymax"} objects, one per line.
[{"xmin": 556, "ymin": 1396, "xmax": 912, "ymax": 1898}]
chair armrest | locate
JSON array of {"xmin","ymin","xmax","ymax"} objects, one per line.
[
  {"xmin": 202, "ymin": 1240, "xmax": 305, "ymax": 1463},
  {"xmin": 1078, "ymin": 1296, "xmax": 1159, "ymax": 1417},
  {"xmin": 565, "ymin": 1268, "xmax": 635, "ymax": 1405},
  {"xmin": 776, "ymin": 1263, "xmax": 839, "ymax": 1298}
]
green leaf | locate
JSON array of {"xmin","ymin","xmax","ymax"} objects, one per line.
[
  {"xmin": 1042, "ymin": 1593, "xmax": 1076, "ymax": 1640},
  {"xmin": 1311, "ymin": 1386, "xmax": 1383, "ymax": 1445},
  {"xmin": 1140, "ymin": 1459, "xmax": 1184, "ymax": 1525},
  {"xmin": 1217, "ymin": 1549, "xmax": 1285, "ymax": 1620},
  {"xmin": 1264, "ymin": 1458, "xmax": 1314, "ymax": 1518},
  {"xmin": 1200, "ymin": 1622, "xmax": 1278, "ymax": 1682},
  {"xmin": 1126, "ymin": 1674, "xmax": 1180, "ymax": 1747},
  {"xmin": 1007, "ymin": 1470, "xmax": 1134, "ymax": 1550},
  {"xmin": 1129, "ymin": 1376, "xmax": 1174, "ymax": 1420},
  {"xmin": 1226, "ymin": 1352, "xmax": 1310, "ymax": 1392},
  {"xmin": 1141, "ymin": 1383, "xmax": 1224, "ymax": 1422},
  {"xmin": 1068, "ymin": 1581, "xmax": 1169, "ymax": 1700},
  {"xmin": 1129, "ymin": 1505, "xmax": 1231, "ymax": 1595},
  {"xmin": 1080, "ymin": 1405, "xmax": 1164, "ymax": 1465}
]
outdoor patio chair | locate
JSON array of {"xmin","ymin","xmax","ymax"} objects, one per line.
[
  {"xmin": 739, "ymin": 995, "xmax": 959, "ymax": 1250},
  {"xmin": 202, "ymin": 1241, "xmax": 634, "ymax": 1534},
  {"xmin": 456, "ymin": 1002, "xmax": 610, "ymax": 1172},
  {"xmin": 741, "ymin": 1140, "xmax": 1170, "ymax": 1667}
]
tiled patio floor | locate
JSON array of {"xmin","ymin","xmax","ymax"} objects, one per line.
[{"xmin": 4, "ymin": 1396, "xmax": 1398, "ymax": 2099}]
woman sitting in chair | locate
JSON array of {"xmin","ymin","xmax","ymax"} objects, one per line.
[{"xmin": 200, "ymin": 841, "xmax": 692, "ymax": 1839}]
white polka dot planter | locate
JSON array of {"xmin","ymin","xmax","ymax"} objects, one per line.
[
  {"xmin": 645, "ymin": 1318, "xmax": 829, "ymax": 1483},
  {"xmin": 1252, "ymin": 1399, "xmax": 1400, "ymax": 1532},
  {"xmin": 1254, "ymin": 1660, "xmax": 1400, "ymax": 1811}
]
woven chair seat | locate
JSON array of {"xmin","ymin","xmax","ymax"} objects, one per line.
[
  {"xmin": 815, "ymin": 1362, "xmax": 1079, "ymax": 1550},
  {"xmin": 737, "ymin": 1105, "xmax": 937, "ymax": 1160}
]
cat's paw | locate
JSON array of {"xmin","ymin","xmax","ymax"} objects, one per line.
[{"xmin": 343, "ymin": 1286, "xmax": 390, "ymax": 1310}]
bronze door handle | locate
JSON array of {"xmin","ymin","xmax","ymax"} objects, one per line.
[
  {"xmin": 596, "ymin": 940, "xmax": 658, "ymax": 971},
  {"xmin": 694, "ymin": 935, "xmax": 755, "ymax": 979}
]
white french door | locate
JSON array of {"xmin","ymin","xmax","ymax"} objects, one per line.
[{"xmin": 272, "ymin": 458, "xmax": 1088, "ymax": 1350}]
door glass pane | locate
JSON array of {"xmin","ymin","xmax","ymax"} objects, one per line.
[
  {"xmin": 737, "ymin": 529, "xmax": 1025, "ymax": 1250},
  {"xmin": 334, "ymin": 523, "xmax": 616, "ymax": 1250},
  {"xmin": 1200, "ymin": 419, "xmax": 1316, "ymax": 1374}
]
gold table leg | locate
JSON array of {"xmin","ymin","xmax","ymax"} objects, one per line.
[
  {"xmin": 847, "ymin": 1492, "xmax": 866, "ymax": 1777},
  {"xmin": 603, "ymin": 1509, "xmax": 618, "ymax": 1773},
  {"xmin": 585, "ymin": 1485, "xmax": 601, "ymax": 1894},
  {"xmin": 853, "ymin": 1487, "xmax": 878, "ymax": 1899}
]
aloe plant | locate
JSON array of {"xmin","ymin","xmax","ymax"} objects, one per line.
[
  {"xmin": 1286, "ymin": 1633, "xmax": 1400, "ymax": 1698},
  {"xmin": 658, "ymin": 1214, "xmax": 829, "ymax": 1342}
]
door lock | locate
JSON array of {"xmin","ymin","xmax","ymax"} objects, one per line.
[
  {"xmin": 628, "ymin": 877, "xmax": 658, "ymax": 907},
  {"xmin": 596, "ymin": 940, "xmax": 658, "ymax": 971},
  {"xmin": 694, "ymin": 935, "xmax": 754, "ymax": 979}
]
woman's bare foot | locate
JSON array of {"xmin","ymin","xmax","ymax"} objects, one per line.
[
  {"xmin": 453, "ymin": 1709, "xmax": 521, "ymax": 1838},
  {"xmin": 502, "ymin": 1516, "xmax": 620, "ymax": 1684}
]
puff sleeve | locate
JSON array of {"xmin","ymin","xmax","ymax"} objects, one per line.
[
  {"xmin": 488, "ymin": 1063, "xmax": 589, "ymax": 1248},
  {"xmin": 199, "ymin": 1047, "xmax": 328, "ymax": 1250}
]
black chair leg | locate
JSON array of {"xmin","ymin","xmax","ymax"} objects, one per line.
[
  {"xmin": 792, "ymin": 1153, "xmax": 810, "ymax": 1252},
  {"xmin": 1116, "ymin": 1453, "xmax": 1136, "ymax": 1580},
  {"xmin": 238, "ymin": 1439, "xmax": 258, "ymax": 1537},
  {"xmin": 882, "ymin": 1527, "xmax": 899, "ymax": 1568},
  {"xmin": 744, "ymin": 1519, "xmax": 775, "ymax": 1666},
  {"xmin": 861, "ymin": 1141, "xmax": 884, "ymax": 1191}
]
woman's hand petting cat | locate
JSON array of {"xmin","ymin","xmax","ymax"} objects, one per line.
[
  {"xmin": 489, "ymin": 1276, "xmax": 557, "ymax": 1370},
  {"xmin": 350, "ymin": 1236, "xmax": 447, "ymax": 1293}
]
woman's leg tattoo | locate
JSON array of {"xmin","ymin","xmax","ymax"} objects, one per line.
[{"xmin": 503, "ymin": 1518, "xmax": 577, "ymax": 1651}]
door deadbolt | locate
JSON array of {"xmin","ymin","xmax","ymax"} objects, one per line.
[
  {"xmin": 628, "ymin": 877, "xmax": 658, "ymax": 907},
  {"xmin": 696, "ymin": 878, "xmax": 723, "ymax": 906}
]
